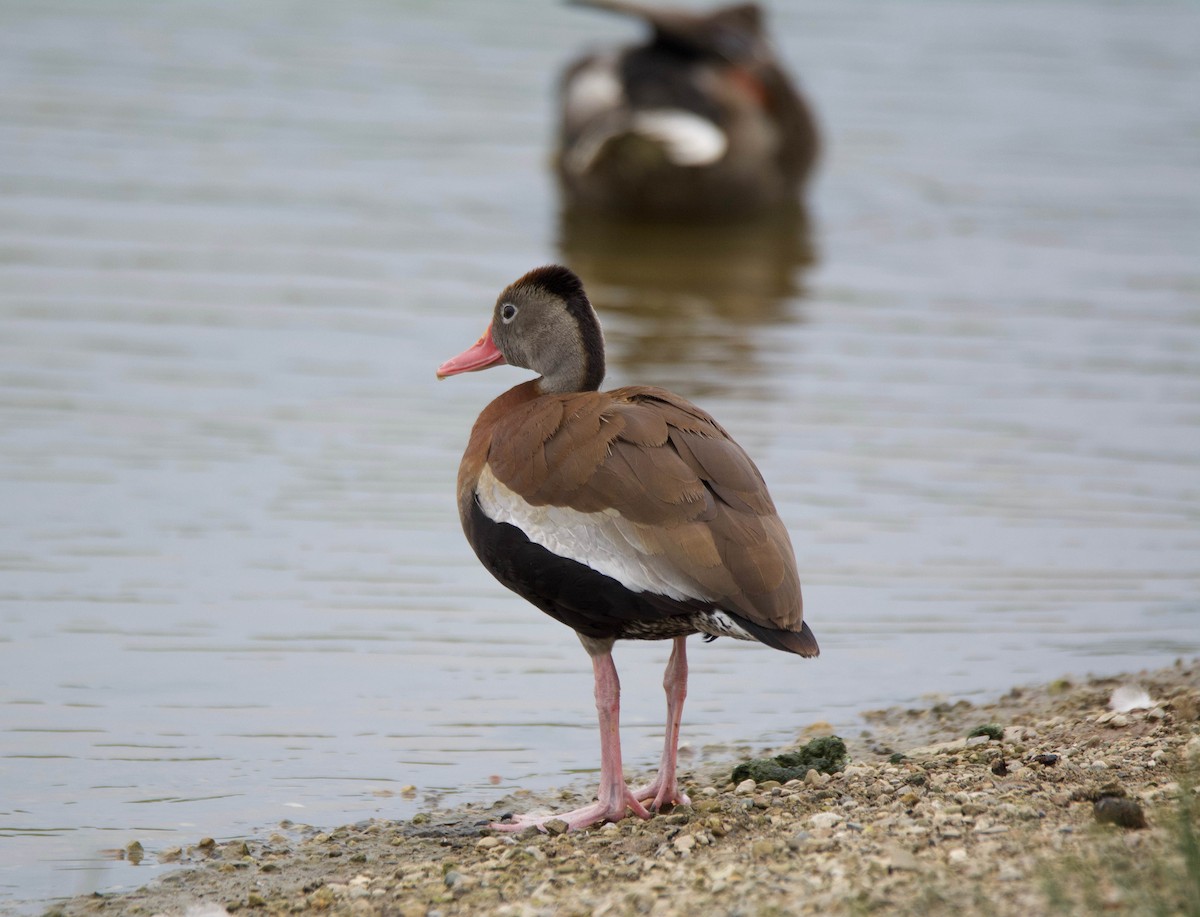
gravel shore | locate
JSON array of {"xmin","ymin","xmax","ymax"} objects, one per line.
[{"xmin": 49, "ymin": 659, "xmax": 1200, "ymax": 917}]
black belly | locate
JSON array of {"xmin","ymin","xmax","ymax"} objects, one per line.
[{"xmin": 466, "ymin": 496, "xmax": 708, "ymax": 642}]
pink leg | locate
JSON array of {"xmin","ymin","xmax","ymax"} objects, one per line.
[
  {"xmin": 491, "ymin": 651, "xmax": 651, "ymax": 833},
  {"xmin": 632, "ymin": 636, "xmax": 691, "ymax": 810}
]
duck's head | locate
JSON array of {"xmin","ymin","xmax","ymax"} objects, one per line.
[{"xmin": 437, "ymin": 266, "xmax": 606, "ymax": 395}]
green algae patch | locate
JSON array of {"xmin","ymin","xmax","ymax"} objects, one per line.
[
  {"xmin": 968, "ymin": 723, "xmax": 1005, "ymax": 741},
  {"xmin": 731, "ymin": 736, "xmax": 848, "ymax": 785}
]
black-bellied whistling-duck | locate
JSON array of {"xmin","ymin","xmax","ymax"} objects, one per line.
[
  {"xmin": 437, "ymin": 265, "xmax": 818, "ymax": 832},
  {"xmin": 556, "ymin": 0, "xmax": 820, "ymax": 219}
]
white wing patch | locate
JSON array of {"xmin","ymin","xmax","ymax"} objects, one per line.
[
  {"xmin": 564, "ymin": 59, "xmax": 624, "ymax": 123},
  {"xmin": 477, "ymin": 464, "xmax": 703, "ymax": 602},
  {"xmin": 630, "ymin": 109, "xmax": 727, "ymax": 167}
]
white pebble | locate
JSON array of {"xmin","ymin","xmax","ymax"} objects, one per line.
[
  {"xmin": 804, "ymin": 769, "xmax": 829, "ymax": 786},
  {"xmin": 1109, "ymin": 685, "xmax": 1153, "ymax": 713},
  {"xmin": 809, "ymin": 812, "xmax": 844, "ymax": 830}
]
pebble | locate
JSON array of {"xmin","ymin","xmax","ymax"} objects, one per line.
[
  {"xmin": 909, "ymin": 738, "xmax": 968, "ymax": 756},
  {"xmin": 734, "ymin": 779, "xmax": 757, "ymax": 795},
  {"xmin": 1093, "ymin": 796, "xmax": 1148, "ymax": 830},
  {"xmin": 786, "ymin": 832, "xmax": 810, "ymax": 850},
  {"xmin": 886, "ymin": 848, "xmax": 920, "ymax": 872},
  {"xmin": 1108, "ymin": 685, "xmax": 1153, "ymax": 713},
  {"xmin": 1184, "ymin": 736, "xmax": 1200, "ymax": 765},
  {"xmin": 308, "ymin": 886, "xmax": 335, "ymax": 909},
  {"xmin": 809, "ymin": 812, "xmax": 843, "ymax": 830},
  {"xmin": 751, "ymin": 839, "xmax": 776, "ymax": 858},
  {"xmin": 975, "ymin": 824, "xmax": 1009, "ymax": 835}
]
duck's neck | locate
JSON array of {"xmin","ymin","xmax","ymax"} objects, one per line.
[{"xmin": 537, "ymin": 314, "xmax": 606, "ymax": 395}]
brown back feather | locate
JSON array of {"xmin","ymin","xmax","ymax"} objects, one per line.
[{"xmin": 485, "ymin": 384, "xmax": 804, "ymax": 633}]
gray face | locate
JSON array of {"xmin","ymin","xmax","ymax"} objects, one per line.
[{"xmin": 492, "ymin": 284, "xmax": 585, "ymax": 383}]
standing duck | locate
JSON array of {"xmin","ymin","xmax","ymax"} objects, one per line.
[
  {"xmin": 556, "ymin": 0, "xmax": 820, "ymax": 219},
  {"xmin": 437, "ymin": 265, "xmax": 818, "ymax": 832}
]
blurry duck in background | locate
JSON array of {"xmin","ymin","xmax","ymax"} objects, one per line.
[{"xmin": 556, "ymin": 0, "xmax": 819, "ymax": 220}]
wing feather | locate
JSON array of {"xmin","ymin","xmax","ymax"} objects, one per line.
[{"xmin": 485, "ymin": 385, "xmax": 803, "ymax": 632}]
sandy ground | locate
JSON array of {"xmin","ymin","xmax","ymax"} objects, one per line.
[{"xmin": 47, "ymin": 659, "xmax": 1200, "ymax": 917}]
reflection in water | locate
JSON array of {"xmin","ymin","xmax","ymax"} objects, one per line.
[{"xmin": 556, "ymin": 206, "xmax": 816, "ymax": 374}]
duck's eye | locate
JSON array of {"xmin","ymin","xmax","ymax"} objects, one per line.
[{"xmin": 500, "ymin": 303, "xmax": 518, "ymax": 324}]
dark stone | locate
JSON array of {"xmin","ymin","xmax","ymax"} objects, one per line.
[{"xmin": 1094, "ymin": 796, "xmax": 1148, "ymax": 830}]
